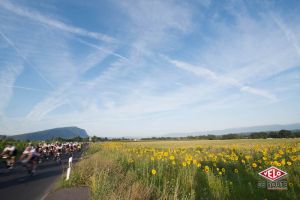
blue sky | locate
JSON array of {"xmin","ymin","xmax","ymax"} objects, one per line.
[{"xmin": 0, "ymin": 0, "xmax": 300, "ymax": 137}]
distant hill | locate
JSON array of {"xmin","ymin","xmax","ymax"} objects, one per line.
[
  {"xmin": 9, "ymin": 127, "xmax": 89, "ymax": 141},
  {"xmin": 165, "ymin": 123, "xmax": 300, "ymax": 137}
]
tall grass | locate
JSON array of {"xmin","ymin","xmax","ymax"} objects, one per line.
[{"xmin": 60, "ymin": 144, "xmax": 156, "ymax": 200}]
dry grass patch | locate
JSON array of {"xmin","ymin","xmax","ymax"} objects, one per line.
[{"xmin": 60, "ymin": 147, "xmax": 156, "ymax": 200}]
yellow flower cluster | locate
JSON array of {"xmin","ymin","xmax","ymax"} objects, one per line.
[{"xmin": 100, "ymin": 140, "xmax": 300, "ymax": 177}]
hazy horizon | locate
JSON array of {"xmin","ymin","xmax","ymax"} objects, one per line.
[
  {"xmin": 1, "ymin": 0, "xmax": 300, "ymax": 137},
  {"xmin": 2, "ymin": 122, "xmax": 300, "ymax": 138}
]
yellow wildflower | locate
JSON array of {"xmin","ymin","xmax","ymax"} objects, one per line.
[
  {"xmin": 262, "ymin": 157, "xmax": 267, "ymax": 161},
  {"xmin": 291, "ymin": 156, "xmax": 297, "ymax": 162},
  {"xmin": 245, "ymin": 155, "xmax": 251, "ymax": 160},
  {"xmin": 151, "ymin": 169, "xmax": 157, "ymax": 175},
  {"xmin": 278, "ymin": 150, "xmax": 284, "ymax": 155},
  {"xmin": 204, "ymin": 166, "xmax": 209, "ymax": 173}
]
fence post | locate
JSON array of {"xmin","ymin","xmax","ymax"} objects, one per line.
[{"xmin": 66, "ymin": 156, "xmax": 73, "ymax": 181}]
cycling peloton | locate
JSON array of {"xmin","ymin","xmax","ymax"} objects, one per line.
[{"xmin": 1, "ymin": 141, "xmax": 83, "ymax": 174}]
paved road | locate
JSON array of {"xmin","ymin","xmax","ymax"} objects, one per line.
[{"xmin": 0, "ymin": 151, "xmax": 83, "ymax": 200}]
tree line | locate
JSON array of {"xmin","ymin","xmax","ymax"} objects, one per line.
[{"xmin": 140, "ymin": 129, "xmax": 300, "ymax": 140}]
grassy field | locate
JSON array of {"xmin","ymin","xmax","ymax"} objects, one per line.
[{"xmin": 61, "ymin": 139, "xmax": 300, "ymax": 200}]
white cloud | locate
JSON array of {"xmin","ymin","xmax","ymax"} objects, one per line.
[
  {"xmin": 169, "ymin": 59, "xmax": 278, "ymax": 101},
  {"xmin": 240, "ymin": 86, "xmax": 277, "ymax": 102},
  {"xmin": 119, "ymin": 0, "xmax": 191, "ymax": 33},
  {"xmin": 0, "ymin": 64, "xmax": 23, "ymax": 115},
  {"xmin": 26, "ymin": 83, "xmax": 72, "ymax": 120},
  {"xmin": 116, "ymin": 0, "xmax": 193, "ymax": 59},
  {"xmin": 271, "ymin": 14, "xmax": 300, "ymax": 57},
  {"xmin": 189, "ymin": 7, "xmax": 300, "ymax": 86}
]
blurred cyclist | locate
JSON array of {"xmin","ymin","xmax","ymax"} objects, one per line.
[
  {"xmin": 19, "ymin": 144, "xmax": 40, "ymax": 174},
  {"xmin": 1, "ymin": 144, "xmax": 17, "ymax": 169}
]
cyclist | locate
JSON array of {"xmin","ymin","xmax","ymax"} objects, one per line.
[
  {"xmin": 19, "ymin": 145, "xmax": 40, "ymax": 174},
  {"xmin": 1, "ymin": 144, "xmax": 17, "ymax": 169},
  {"xmin": 54, "ymin": 143, "xmax": 63, "ymax": 164}
]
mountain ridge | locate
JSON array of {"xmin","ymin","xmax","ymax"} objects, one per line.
[{"xmin": 8, "ymin": 126, "xmax": 88, "ymax": 141}]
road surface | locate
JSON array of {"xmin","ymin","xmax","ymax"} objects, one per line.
[{"xmin": 0, "ymin": 151, "xmax": 83, "ymax": 200}]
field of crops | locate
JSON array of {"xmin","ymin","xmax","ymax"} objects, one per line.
[{"xmin": 63, "ymin": 139, "xmax": 300, "ymax": 200}]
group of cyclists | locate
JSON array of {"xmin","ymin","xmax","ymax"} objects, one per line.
[{"xmin": 1, "ymin": 142, "xmax": 82, "ymax": 175}]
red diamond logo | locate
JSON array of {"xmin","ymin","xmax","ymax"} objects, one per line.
[{"xmin": 259, "ymin": 166, "xmax": 288, "ymax": 181}]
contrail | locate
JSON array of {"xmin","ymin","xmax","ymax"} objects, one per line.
[
  {"xmin": 169, "ymin": 58, "xmax": 278, "ymax": 102},
  {"xmin": 271, "ymin": 14, "xmax": 300, "ymax": 57},
  {"xmin": 76, "ymin": 38, "xmax": 129, "ymax": 61},
  {"xmin": 0, "ymin": 30, "xmax": 77, "ymax": 112},
  {"xmin": 2, "ymin": 85, "xmax": 50, "ymax": 93},
  {"xmin": 0, "ymin": 30, "xmax": 55, "ymax": 89},
  {"xmin": 0, "ymin": 0, "xmax": 114, "ymax": 43}
]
